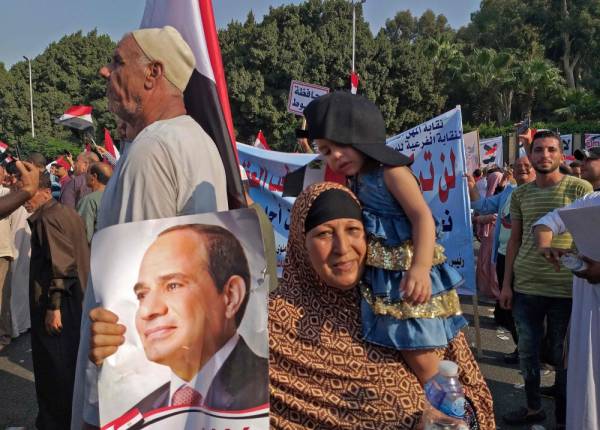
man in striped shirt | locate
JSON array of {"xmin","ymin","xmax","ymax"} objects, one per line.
[{"xmin": 499, "ymin": 130, "xmax": 592, "ymax": 427}]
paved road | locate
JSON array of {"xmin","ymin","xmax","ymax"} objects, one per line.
[
  {"xmin": 0, "ymin": 332, "xmax": 36, "ymax": 429},
  {"xmin": 461, "ymin": 297, "xmax": 558, "ymax": 430},
  {"xmin": 0, "ymin": 299, "xmax": 559, "ymax": 429}
]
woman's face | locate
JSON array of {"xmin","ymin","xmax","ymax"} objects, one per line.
[{"xmin": 305, "ymin": 218, "xmax": 366, "ymax": 290}]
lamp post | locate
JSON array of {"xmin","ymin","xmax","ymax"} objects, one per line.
[
  {"xmin": 23, "ymin": 56, "xmax": 35, "ymax": 138},
  {"xmin": 351, "ymin": 0, "xmax": 366, "ymax": 73}
]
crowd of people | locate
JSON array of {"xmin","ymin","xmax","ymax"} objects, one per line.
[
  {"xmin": 469, "ymin": 141, "xmax": 600, "ymax": 428},
  {"xmin": 0, "ymin": 23, "xmax": 598, "ymax": 430}
]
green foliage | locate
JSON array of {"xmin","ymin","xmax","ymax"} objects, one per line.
[
  {"xmin": 554, "ymin": 89, "xmax": 600, "ymax": 120},
  {"xmin": 458, "ymin": 0, "xmax": 540, "ymax": 55},
  {"xmin": 1, "ymin": 1, "xmax": 600, "ymax": 155},
  {"xmin": 218, "ymin": 0, "xmax": 599, "ymax": 147},
  {"xmin": 465, "ymin": 119, "xmax": 600, "ymax": 139},
  {"xmin": 220, "ymin": 1, "xmax": 453, "ymax": 150},
  {"xmin": 528, "ymin": 0, "xmax": 600, "ymax": 89},
  {"xmin": 0, "ymin": 30, "xmax": 115, "ymax": 159},
  {"xmin": 17, "ymin": 134, "xmax": 81, "ymax": 160}
]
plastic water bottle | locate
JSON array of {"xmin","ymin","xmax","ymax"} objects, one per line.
[
  {"xmin": 560, "ymin": 252, "xmax": 588, "ymax": 272},
  {"xmin": 423, "ymin": 360, "xmax": 468, "ymax": 429}
]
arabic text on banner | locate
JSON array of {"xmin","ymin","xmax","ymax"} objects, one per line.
[
  {"xmin": 387, "ymin": 107, "xmax": 476, "ymax": 295},
  {"xmin": 286, "ymin": 80, "xmax": 329, "ymax": 116},
  {"xmin": 239, "ymin": 107, "xmax": 477, "ymax": 295},
  {"xmin": 238, "ymin": 144, "xmax": 316, "ymax": 275},
  {"xmin": 584, "ymin": 133, "xmax": 600, "ymax": 149}
]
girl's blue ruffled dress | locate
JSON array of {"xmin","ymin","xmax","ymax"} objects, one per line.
[{"xmin": 356, "ymin": 168, "xmax": 467, "ymax": 350}]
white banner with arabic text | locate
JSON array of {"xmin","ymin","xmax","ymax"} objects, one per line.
[
  {"xmin": 238, "ymin": 107, "xmax": 476, "ymax": 295},
  {"xmin": 387, "ymin": 107, "xmax": 475, "ymax": 295}
]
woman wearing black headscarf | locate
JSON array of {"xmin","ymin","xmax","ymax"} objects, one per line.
[{"xmin": 269, "ymin": 182, "xmax": 494, "ymax": 429}]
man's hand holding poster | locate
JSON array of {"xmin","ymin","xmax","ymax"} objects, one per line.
[{"xmin": 92, "ymin": 210, "xmax": 269, "ymax": 429}]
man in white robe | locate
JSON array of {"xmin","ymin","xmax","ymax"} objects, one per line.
[
  {"xmin": 533, "ymin": 191, "xmax": 600, "ymax": 429},
  {"xmin": 8, "ymin": 204, "xmax": 31, "ymax": 337}
]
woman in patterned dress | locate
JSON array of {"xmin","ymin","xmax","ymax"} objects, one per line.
[{"xmin": 269, "ymin": 181, "xmax": 494, "ymax": 429}]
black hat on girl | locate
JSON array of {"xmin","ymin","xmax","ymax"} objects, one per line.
[{"xmin": 303, "ymin": 91, "xmax": 412, "ymax": 167}]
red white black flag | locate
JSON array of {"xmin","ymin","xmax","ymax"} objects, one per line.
[
  {"xmin": 253, "ymin": 130, "xmax": 270, "ymax": 150},
  {"xmin": 0, "ymin": 141, "xmax": 7, "ymax": 154},
  {"xmin": 103, "ymin": 128, "xmax": 120, "ymax": 160},
  {"xmin": 56, "ymin": 105, "xmax": 94, "ymax": 131},
  {"xmin": 140, "ymin": 0, "xmax": 245, "ymax": 208}
]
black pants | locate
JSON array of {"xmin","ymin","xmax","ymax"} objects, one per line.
[
  {"xmin": 31, "ymin": 297, "xmax": 81, "ymax": 430},
  {"xmin": 494, "ymin": 253, "xmax": 518, "ymax": 347}
]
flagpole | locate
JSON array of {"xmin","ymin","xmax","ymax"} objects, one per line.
[
  {"xmin": 352, "ymin": 3, "xmax": 356, "ymax": 73},
  {"xmin": 351, "ymin": 0, "xmax": 365, "ymax": 73},
  {"xmin": 23, "ymin": 56, "xmax": 35, "ymax": 138}
]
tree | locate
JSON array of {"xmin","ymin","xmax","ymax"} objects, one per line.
[
  {"xmin": 459, "ymin": 0, "xmax": 540, "ymax": 55},
  {"xmin": 1, "ymin": 1, "xmax": 597, "ymax": 155},
  {"xmin": 221, "ymin": 0, "xmax": 376, "ymax": 150},
  {"xmin": 554, "ymin": 89, "xmax": 600, "ymax": 120},
  {"xmin": 516, "ymin": 54, "xmax": 565, "ymax": 119},
  {"xmin": 461, "ymin": 48, "xmax": 517, "ymax": 124},
  {"xmin": 220, "ymin": 5, "xmax": 455, "ymax": 148},
  {"xmin": 530, "ymin": 0, "xmax": 600, "ymax": 89},
  {"xmin": 0, "ymin": 30, "xmax": 115, "ymax": 157}
]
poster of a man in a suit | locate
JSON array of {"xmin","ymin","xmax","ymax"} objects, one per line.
[{"xmin": 94, "ymin": 212, "xmax": 269, "ymax": 429}]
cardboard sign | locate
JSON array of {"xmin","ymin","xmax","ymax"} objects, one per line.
[{"xmin": 287, "ymin": 80, "xmax": 329, "ymax": 115}]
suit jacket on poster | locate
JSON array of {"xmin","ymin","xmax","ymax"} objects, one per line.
[{"xmin": 131, "ymin": 336, "xmax": 268, "ymax": 415}]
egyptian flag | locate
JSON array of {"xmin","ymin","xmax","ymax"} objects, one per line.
[
  {"xmin": 350, "ymin": 71, "xmax": 359, "ymax": 95},
  {"xmin": 282, "ymin": 157, "xmax": 346, "ymax": 197},
  {"xmin": 484, "ymin": 144, "xmax": 497, "ymax": 159},
  {"xmin": 0, "ymin": 141, "xmax": 7, "ymax": 154},
  {"xmin": 253, "ymin": 130, "xmax": 270, "ymax": 150},
  {"xmin": 103, "ymin": 128, "xmax": 120, "ymax": 159},
  {"xmin": 55, "ymin": 105, "xmax": 94, "ymax": 131},
  {"xmin": 140, "ymin": 0, "xmax": 245, "ymax": 209}
]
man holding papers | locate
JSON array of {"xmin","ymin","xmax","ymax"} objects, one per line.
[{"xmin": 533, "ymin": 192, "xmax": 600, "ymax": 430}]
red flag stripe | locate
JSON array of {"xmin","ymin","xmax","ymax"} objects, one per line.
[
  {"xmin": 350, "ymin": 71, "xmax": 359, "ymax": 94},
  {"xmin": 254, "ymin": 130, "xmax": 270, "ymax": 150},
  {"xmin": 64, "ymin": 105, "xmax": 93, "ymax": 116},
  {"xmin": 103, "ymin": 128, "xmax": 119, "ymax": 159},
  {"xmin": 198, "ymin": 0, "xmax": 237, "ymax": 160}
]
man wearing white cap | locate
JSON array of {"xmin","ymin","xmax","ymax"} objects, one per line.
[
  {"xmin": 71, "ymin": 26, "xmax": 228, "ymax": 429},
  {"xmin": 97, "ymin": 25, "xmax": 228, "ymax": 225}
]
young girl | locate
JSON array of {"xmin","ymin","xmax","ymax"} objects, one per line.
[{"xmin": 304, "ymin": 91, "xmax": 467, "ymax": 385}]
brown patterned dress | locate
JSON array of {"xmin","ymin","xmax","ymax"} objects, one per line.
[{"xmin": 269, "ymin": 182, "xmax": 495, "ymax": 429}]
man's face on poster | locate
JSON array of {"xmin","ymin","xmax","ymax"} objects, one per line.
[{"xmin": 133, "ymin": 230, "xmax": 229, "ymax": 373}]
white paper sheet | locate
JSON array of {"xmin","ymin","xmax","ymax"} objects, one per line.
[{"xmin": 558, "ymin": 205, "xmax": 600, "ymax": 260}]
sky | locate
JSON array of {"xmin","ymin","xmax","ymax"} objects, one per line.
[{"xmin": 0, "ymin": 0, "xmax": 480, "ymax": 68}]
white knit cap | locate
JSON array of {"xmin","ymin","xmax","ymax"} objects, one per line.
[{"xmin": 131, "ymin": 26, "xmax": 195, "ymax": 92}]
